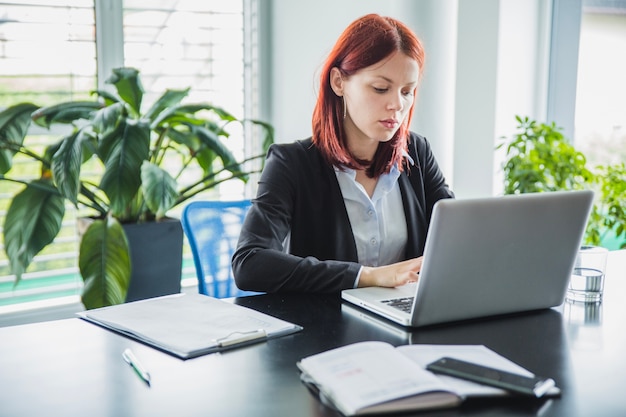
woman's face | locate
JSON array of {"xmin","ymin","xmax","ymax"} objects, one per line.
[{"xmin": 331, "ymin": 51, "xmax": 419, "ymax": 154}]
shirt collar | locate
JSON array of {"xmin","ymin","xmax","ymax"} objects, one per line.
[
  {"xmin": 333, "ymin": 148, "xmax": 414, "ymax": 179},
  {"xmin": 402, "ymin": 149, "xmax": 415, "ymax": 166}
]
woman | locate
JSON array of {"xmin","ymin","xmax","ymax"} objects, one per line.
[{"xmin": 232, "ymin": 14, "xmax": 453, "ymax": 292}]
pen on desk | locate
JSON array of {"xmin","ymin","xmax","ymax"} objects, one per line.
[{"xmin": 123, "ymin": 348, "xmax": 151, "ymax": 386}]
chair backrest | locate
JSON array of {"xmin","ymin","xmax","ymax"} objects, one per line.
[{"xmin": 181, "ymin": 200, "xmax": 261, "ymax": 298}]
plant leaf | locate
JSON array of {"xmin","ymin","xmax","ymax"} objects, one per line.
[
  {"xmin": 164, "ymin": 124, "xmax": 197, "ymax": 149},
  {"xmin": 249, "ymin": 119, "xmax": 275, "ymax": 154},
  {"xmin": 99, "ymin": 119, "xmax": 150, "ymax": 217},
  {"xmin": 93, "ymin": 89, "xmax": 121, "ymax": 106},
  {"xmin": 31, "ymin": 101, "xmax": 103, "ymax": 129},
  {"xmin": 51, "ymin": 129, "xmax": 88, "ymax": 204},
  {"xmin": 79, "ymin": 217, "xmax": 131, "ymax": 309},
  {"xmin": 193, "ymin": 125, "xmax": 241, "ymax": 172},
  {"xmin": 141, "ymin": 161, "xmax": 178, "ymax": 219},
  {"xmin": 184, "ymin": 104, "xmax": 237, "ymax": 121},
  {"xmin": 106, "ymin": 67, "xmax": 144, "ymax": 116},
  {"xmin": 151, "ymin": 103, "xmax": 237, "ymax": 130},
  {"xmin": 92, "ymin": 102, "xmax": 125, "ymax": 135},
  {"xmin": 144, "ymin": 88, "xmax": 190, "ymax": 123},
  {"xmin": 0, "ymin": 103, "xmax": 39, "ymax": 174},
  {"xmin": 3, "ymin": 179, "xmax": 65, "ymax": 282}
]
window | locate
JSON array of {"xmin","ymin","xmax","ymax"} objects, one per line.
[
  {"xmin": 0, "ymin": 0, "xmax": 259, "ymax": 309},
  {"xmin": 574, "ymin": 0, "xmax": 626, "ymax": 166},
  {"xmin": 0, "ymin": 0, "xmax": 96, "ymax": 106}
]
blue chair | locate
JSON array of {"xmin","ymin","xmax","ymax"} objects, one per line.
[{"xmin": 181, "ymin": 200, "xmax": 261, "ymax": 298}]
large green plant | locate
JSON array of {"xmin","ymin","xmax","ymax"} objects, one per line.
[
  {"xmin": 499, "ymin": 115, "xmax": 626, "ymax": 249},
  {"xmin": 0, "ymin": 67, "xmax": 273, "ymax": 308}
]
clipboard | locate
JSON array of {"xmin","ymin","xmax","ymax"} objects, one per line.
[{"xmin": 78, "ymin": 293, "xmax": 303, "ymax": 359}]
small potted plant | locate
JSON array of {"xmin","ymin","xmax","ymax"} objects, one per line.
[
  {"xmin": 498, "ymin": 115, "xmax": 625, "ymax": 249},
  {"xmin": 0, "ymin": 67, "xmax": 273, "ymax": 309}
]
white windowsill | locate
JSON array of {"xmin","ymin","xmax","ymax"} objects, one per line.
[{"xmin": 0, "ymin": 278, "xmax": 199, "ymax": 328}]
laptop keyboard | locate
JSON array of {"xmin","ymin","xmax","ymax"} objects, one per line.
[{"xmin": 381, "ymin": 297, "xmax": 414, "ymax": 313}]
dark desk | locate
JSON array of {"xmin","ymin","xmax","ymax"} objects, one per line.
[{"xmin": 1, "ymin": 251, "xmax": 624, "ymax": 417}]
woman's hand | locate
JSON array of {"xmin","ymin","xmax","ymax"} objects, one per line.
[{"xmin": 358, "ymin": 257, "xmax": 423, "ymax": 288}]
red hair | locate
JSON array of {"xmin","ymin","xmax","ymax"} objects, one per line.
[{"xmin": 312, "ymin": 14, "xmax": 425, "ymax": 177}]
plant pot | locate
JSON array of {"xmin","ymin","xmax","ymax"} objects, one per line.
[
  {"xmin": 122, "ymin": 218, "xmax": 183, "ymax": 302},
  {"xmin": 77, "ymin": 217, "xmax": 183, "ymax": 303}
]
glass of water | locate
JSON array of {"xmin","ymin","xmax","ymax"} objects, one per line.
[{"xmin": 566, "ymin": 245, "xmax": 609, "ymax": 303}]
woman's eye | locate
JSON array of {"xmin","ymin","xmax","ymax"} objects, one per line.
[
  {"xmin": 373, "ymin": 87, "xmax": 388, "ymax": 93},
  {"xmin": 402, "ymin": 90, "xmax": 414, "ymax": 97}
]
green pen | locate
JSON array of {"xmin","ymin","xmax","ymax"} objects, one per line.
[{"xmin": 123, "ymin": 348, "xmax": 152, "ymax": 386}]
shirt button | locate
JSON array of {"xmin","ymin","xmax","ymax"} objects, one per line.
[
  {"xmin": 370, "ymin": 238, "xmax": 377, "ymax": 245},
  {"xmin": 367, "ymin": 210, "xmax": 374, "ymax": 217}
]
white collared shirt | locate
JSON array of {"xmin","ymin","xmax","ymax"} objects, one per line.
[{"xmin": 334, "ymin": 163, "xmax": 407, "ymax": 280}]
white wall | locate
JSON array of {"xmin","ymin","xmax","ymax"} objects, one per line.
[{"xmin": 266, "ymin": 0, "xmax": 552, "ymax": 198}]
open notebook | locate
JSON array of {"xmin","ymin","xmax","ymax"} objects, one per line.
[
  {"xmin": 342, "ymin": 190, "xmax": 594, "ymax": 327},
  {"xmin": 298, "ymin": 341, "xmax": 561, "ymax": 416}
]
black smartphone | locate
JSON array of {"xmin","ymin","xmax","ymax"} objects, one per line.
[{"xmin": 426, "ymin": 357, "xmax": 556, "ymax": 398}]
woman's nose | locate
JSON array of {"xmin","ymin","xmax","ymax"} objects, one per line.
[{"xmin": 387, "ymin": 92, "xmax": 403, "ymax": 111}]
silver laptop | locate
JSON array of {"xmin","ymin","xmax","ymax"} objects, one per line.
[{"xmin": 342, "ymin": 190, "xmax": 595, "ymax": 327}]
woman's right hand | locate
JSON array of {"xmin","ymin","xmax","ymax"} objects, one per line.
[{"xmin": 358, "ymin": 257, "xmax": 423, "ymax": 288}]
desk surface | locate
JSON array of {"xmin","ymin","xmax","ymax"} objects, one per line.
[{"xmin": 1, "ymin": 251, "xmax": 625, "ymax": 417}]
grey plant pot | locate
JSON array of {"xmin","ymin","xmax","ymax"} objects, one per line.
[{"xmin": 123, "ymin": 218, "xmax": 183, "ymax": 302}]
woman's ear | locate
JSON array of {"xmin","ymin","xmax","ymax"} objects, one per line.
[{"xmin": 329, "ymin": 67, "xmax": 344, "ymax": 96}]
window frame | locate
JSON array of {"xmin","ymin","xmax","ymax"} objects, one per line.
[{"xmin": 0, "ymin": 0, "xmax": 260, "ymax": 312}]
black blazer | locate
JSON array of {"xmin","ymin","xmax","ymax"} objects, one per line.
[{"xmin": 232, "ymin": 132, "xmax": 454, "ymax": 293}]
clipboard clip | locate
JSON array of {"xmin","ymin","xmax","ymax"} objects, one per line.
[{"xmin": 214, "ymin": 329, "xmax": 268, "ymax": 347}]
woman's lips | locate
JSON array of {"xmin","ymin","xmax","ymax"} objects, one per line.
[{"xmin": 380, "ymin": 119, "xmax": 398, "ymax": 129}]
